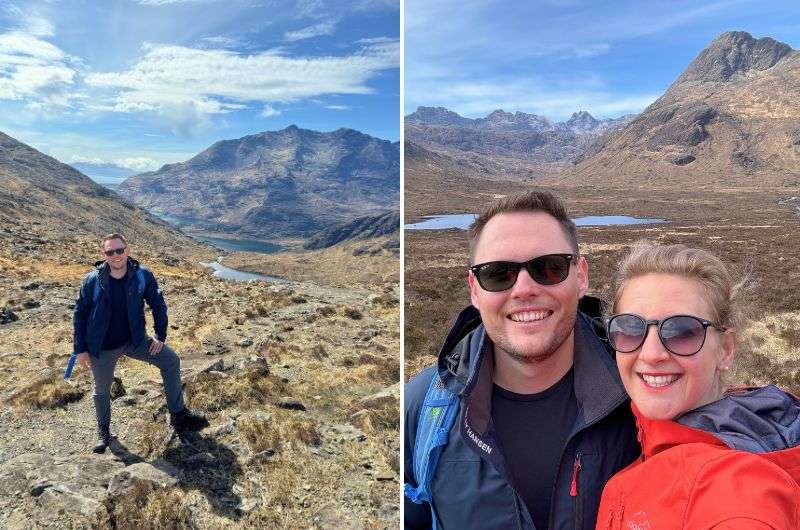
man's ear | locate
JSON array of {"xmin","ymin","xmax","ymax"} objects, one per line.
[
  {"xmin": 468, "ymin": 271, "xmax": 481, "ymax": 309},
  {"xmin": 576, "ymin": 255, "xmax": 589, "ymax": 298}
]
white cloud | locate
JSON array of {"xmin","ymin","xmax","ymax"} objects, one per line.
[
  {"xmin": 324, "ymin": 104, "xmax": 349, "ymax": 110},
  {"xmin": 69, "ymin": 155, "xmax": 106, "ymax": 165},
  {"xmin": 261, "ymin": 104, "xmax": 281, "ymax": 117},
  {"xmin": 285, "ymin": 21, "xmax": 336, "ymax": 41},
  {"xmin": 23, "ymin": 16, "xmax": 55, "ymax": 37},
  {"xmin": 115, "ymin": 157, "xmax": 160, "ymax": 171},
  {"xmin": 68, "ymin": 154, "xmax": 160, "ymax": 172},
  {"xmin": 84, "ymin": 39, "xmax": 398, "ymax": 132},
  {"xmin": 0, "ymin": 30, "xmax": 78, "ymax": 106}
]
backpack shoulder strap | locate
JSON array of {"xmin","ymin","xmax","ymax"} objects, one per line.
[
  {"xmin": 403, "ymin": 372, "xmax": 460, "ymax": 507},
  {"xmin": 136, "ymin": 268, "xmax": 146, "ymax": 295}
]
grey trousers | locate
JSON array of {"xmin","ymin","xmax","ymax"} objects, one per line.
[{"xmin": 89, "ymin": 338, "xmax": 185, "ymax": 429}]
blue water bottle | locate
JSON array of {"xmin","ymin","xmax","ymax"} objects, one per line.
[{"xmin": 64, "ymin": 353, "xmax": 77, "ymax": 380}]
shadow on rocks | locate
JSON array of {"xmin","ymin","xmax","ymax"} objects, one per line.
[
  {"xmin": 162, "ymin": 431, "xmax": 244, "ymax": 520},
  {"xmin": 108, "ymin": 438, "xmax": 146, "ymax": 466}
]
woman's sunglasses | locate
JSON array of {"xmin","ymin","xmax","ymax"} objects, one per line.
[
  {"xmin": 605, "ymin": 313, "xmax": 727, "ymax": 356},
  {"xmin": 469, "ymin": 253, "xmax": 574, "ymax": 292}
]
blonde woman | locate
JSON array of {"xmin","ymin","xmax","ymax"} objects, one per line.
[{"xmin": 597, "ymin": 242, "xmax": 800, "ymax": 530}]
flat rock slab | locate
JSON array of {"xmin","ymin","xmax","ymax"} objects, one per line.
[
  {"xmin": 107, "ymin": 460, "xmax": 180, "ymax": 498},
  {"xmin": 0, "ymin": 452, "xmax": 126, "ymax": 527}
]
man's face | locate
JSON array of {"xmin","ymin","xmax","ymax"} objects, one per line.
[
  {"xmin": 101, "ymin": 238, "xmax": 128, "ymax": 271},
  {"xmin": 468, "ymin": 211, "xmax": 588, "ymax": 364}
]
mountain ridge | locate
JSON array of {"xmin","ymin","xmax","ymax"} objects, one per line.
[
  {"xmin": 562, "ymin": 30, "xmax": 800, "ymax": 187},
  {"xmin": 120, "ymin": 126, "xmax": 400, "ymax": 240}
]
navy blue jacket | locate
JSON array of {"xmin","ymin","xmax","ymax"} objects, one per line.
[
  {"xmin": 73, "ymin": 258, "xmax": 168, "ymax": 357},
  {"xmin": 404, "ymin": 302, "xmax": 640, "ymax": 530}
]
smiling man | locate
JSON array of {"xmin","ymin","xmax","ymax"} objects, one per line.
[
  {"xmin": 73, "ymin": 233, "xmax": 208, "ymax": 453},
  {"xmin": 404, "ymin": 191, "xmax": 640, "ymax": 530}
]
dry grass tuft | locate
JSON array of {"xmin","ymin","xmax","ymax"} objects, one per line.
[
  {"xmin": 342, "ymin": 306, "xmax": 363, "ymax": 320},
  {"xmin": 185, "ymin": 369, "xmax": 287, "ymax": 413},
  {"xmin": 105, "ymin": 482, "xmax": 195, "ymax": 530},
  {"xmin": 317, "ymin": 305, "xmax": 336, "ymax": 317},
  {"xmin": 239, "ymin": 410, "xmax": 321, "ymax": 454},
  {"xmin": 6, "ymin": 375, "xmax": 85, "ymax": 409}
]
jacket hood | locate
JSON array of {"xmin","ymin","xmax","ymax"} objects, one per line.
[{"xmin": 677, "ymin": 385, "xmax": 800, "ymax": 453}]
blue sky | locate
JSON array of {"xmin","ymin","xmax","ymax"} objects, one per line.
[
  {"xmin": 0, "ymin": 0, "xmax": 399, "ymax": 180},
  {"xmin": 405, "ymin": 0, "xmax": 800, "ymax": 121}
]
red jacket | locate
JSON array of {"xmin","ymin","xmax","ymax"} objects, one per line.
[{"xmin": 597, "ymin": 387, "xmax": 800, "ymax": 529}]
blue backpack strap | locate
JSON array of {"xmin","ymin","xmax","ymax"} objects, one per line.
[
  {"xmin": 403, "ymin": 371, "xmax": 460, "ymax": 524},
  {"xmin": 136, "ymin": 268, "xmax": 146, "ymax": 295}
]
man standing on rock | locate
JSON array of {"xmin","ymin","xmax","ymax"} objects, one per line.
[
  {"xmin": 73, "ymin": 233, "xmax": 207, "ymax": 453},
  {"xmin": 404, "ymin": 191, "xmax": 640, "ymax": 529}
]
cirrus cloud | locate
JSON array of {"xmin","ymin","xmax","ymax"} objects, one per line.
[{"xmin": 84, "ymin": 39, "xmax": 398, "ymax": 134}]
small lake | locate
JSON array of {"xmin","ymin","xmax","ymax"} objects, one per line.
[
  {"xmin": 193, "ymin": 235, "xmax": 284, "ymax": 254},
  {"xmin": 405, "ymin": 214, "xmax": 666, "ymax": 230},
  {"xmin": 200, "ymin": 259, "xmax": 290, "ymax": 283}
]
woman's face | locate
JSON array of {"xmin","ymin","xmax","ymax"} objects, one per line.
[{"xmin": 614, "ymin": 273, "xmax": 735, "ymax": 420}]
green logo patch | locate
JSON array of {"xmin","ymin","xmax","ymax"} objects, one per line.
[{"xmin": 429, "ymin": 407, "xmax": 441, "ymax": 418}]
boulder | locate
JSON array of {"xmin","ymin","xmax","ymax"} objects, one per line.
[
  {"xmin": 107, "ymin": 461, "xmax": 180, "ymax": 498},
  {"xmin": 276, "ymin": 397, "xmax": 306, "ymax": 411},
  {"xmin": 360, "ymin": 383, "xmax": 400, "ymax": 409}
]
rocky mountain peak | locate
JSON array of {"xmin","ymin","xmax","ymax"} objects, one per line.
[
  {"xmin": 566, "ymin": 110, "xmax": 599, "ymax": 131},
  {"xmin": 676, "ymin": 31, "xmax": 793, "ymax": 84},
  {"xmin": 405, "ymin": 106, "xmax": 473, "ymax": 127}
]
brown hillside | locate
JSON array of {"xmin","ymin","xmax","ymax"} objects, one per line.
[{"xmin": 560, "ymin": 31, "xmax": 800, "ymax": 188}]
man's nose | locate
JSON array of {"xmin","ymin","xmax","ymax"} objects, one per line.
[
  {"xmin": 637, "ymin": 327, "xmax": 671, "ymax": 364},
  {"xmin": 510, "ymin": 267, "xmax": 544, "ymax": 297}
]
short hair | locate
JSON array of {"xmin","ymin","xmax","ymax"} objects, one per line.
[
  {"xmin": 101, "ymin": 233, "xmax": 127, "ymax": 248},
  {"xmin": 611, "ymin": 241, "xmax": 746, "ymax": 330},
  {"xmin": 468, "ymin": 190, "xmax": 578, "ymax": 263}
]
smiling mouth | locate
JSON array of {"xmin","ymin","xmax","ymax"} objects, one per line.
[
  {"xmin": 639, "ymin": 373, "xmax": 681, "ymax": 388},
  {"xmin": 508, "ymin": 310, "xmax": 553, "ymax": 323}
]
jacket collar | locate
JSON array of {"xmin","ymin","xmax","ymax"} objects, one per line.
[
  {"xmin": 92, "ymin": 257, "xmax": 140, "ymax": 285},
  {"xmin": 437, "ymin": 300, "xmax": 629, "ymax": 435},
  {"xmin": 632, "ymin": 402, "xmax": 726, "ymax": 460}
]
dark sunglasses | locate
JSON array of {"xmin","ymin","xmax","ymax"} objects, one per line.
[
  {"xmin": 104, "ymin": 247, "xmax": 127, "ymax": 257},
  {"xmin": 605, "ymin": 313, "xmax": 727, "ymax": 356},
  {"xmin": 469, "ymin": 253, "xmax": 574, "ymax": 292}
]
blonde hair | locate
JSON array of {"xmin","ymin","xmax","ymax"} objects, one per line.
[{"xmin": 612, "ymin": 241, "xmax": 746, "ymax": 331}]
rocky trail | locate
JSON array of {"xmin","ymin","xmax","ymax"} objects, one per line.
[{"xmin": 0, "ymin": 251, "xmax": 400, "ymax": 529}]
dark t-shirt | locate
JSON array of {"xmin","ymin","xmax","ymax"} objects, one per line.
[
  {"xmin": 101, "ymin": 274, "xmax": 131, "ymax": 350},
  {"xmin": 491, "ymin": 369, "xmax": 578, "ymax": 530}
]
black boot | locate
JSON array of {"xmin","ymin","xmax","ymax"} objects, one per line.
[
  {"xmin": 93, "ymin": 425, "xmax": 113, "ymax": 454},
  {"xmin": 170, "ymin": 408, "xmax": 209, "ymax": 432}
]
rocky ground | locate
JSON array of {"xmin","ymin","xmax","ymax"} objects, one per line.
[{"xmin": 0, "ymin": 234, "xmax": 400, "ymax": 529}]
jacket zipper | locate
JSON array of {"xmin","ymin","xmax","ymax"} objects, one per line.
[
  {"xmin": 570, "ymin": 452, "xmax": 582, "ymax": 497},
  {"xmin": 548, "ymin": 392, "xmax": 630, "ymax": 530}
]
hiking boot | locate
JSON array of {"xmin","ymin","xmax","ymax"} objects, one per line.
[
  {"xmin": 170, "ymin": 408, "xmax": 209, "ymax": 432},
  {"xmin": 93, "ymin": 425, "xmax": 113, "ymax": 454}
]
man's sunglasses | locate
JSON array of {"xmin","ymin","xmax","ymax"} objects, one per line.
[
  {"xmin": 605, "ymin": 313, "xmax": 727, "ymax": 357},
  {"xmin": 469, "ymin": 254, "xmax": 574, "ymax": 292},
  {"xmin": 104, "ymin": 247, "xmax": 127, "ymax": 257}
]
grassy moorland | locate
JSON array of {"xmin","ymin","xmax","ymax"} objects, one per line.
[{"xmin": 405, "ymin": 184, "xmax": 800, "ymax": 393}]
